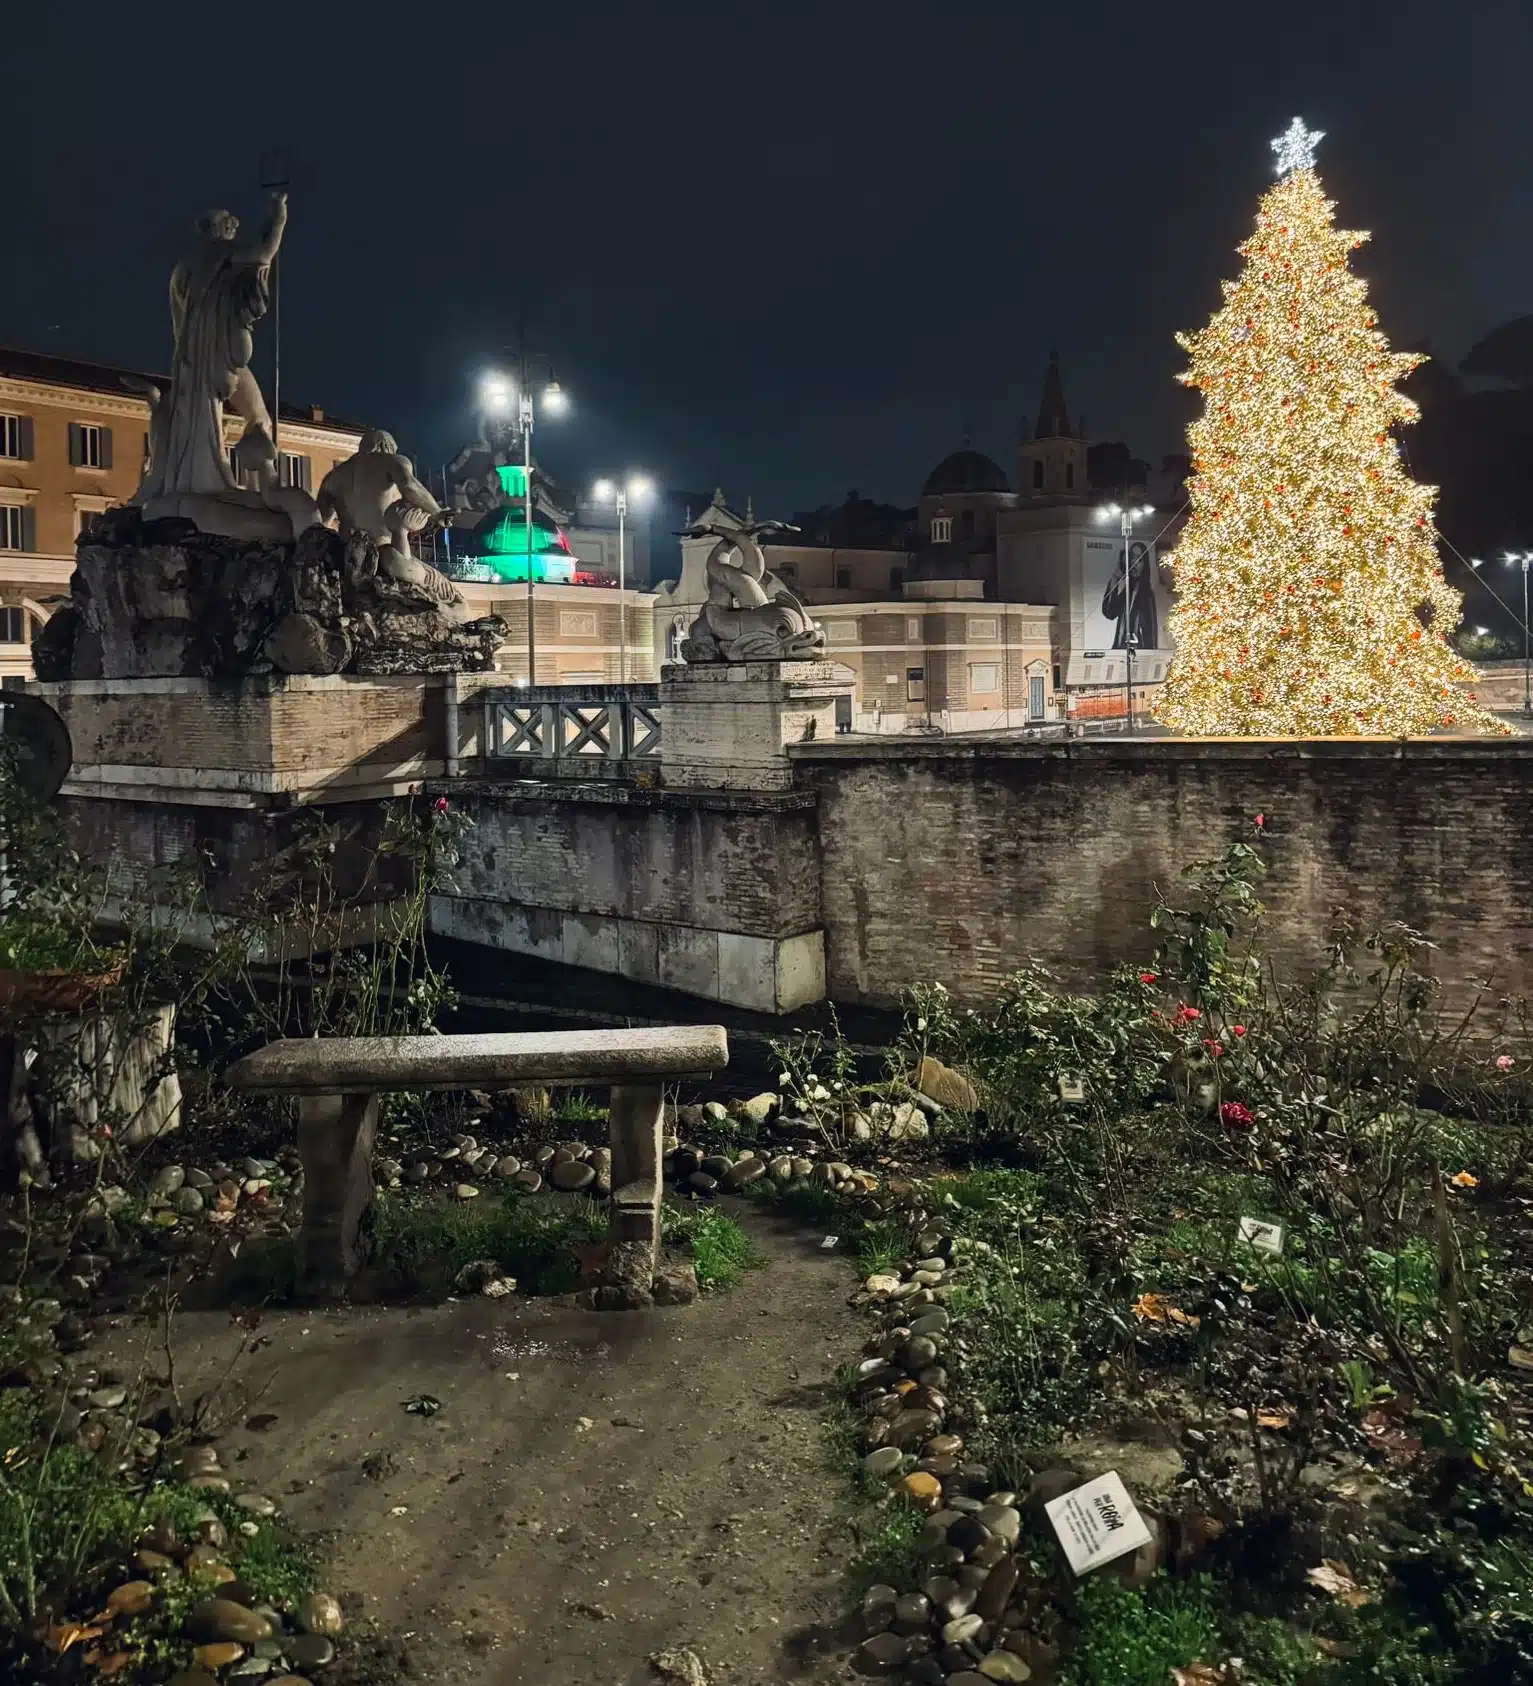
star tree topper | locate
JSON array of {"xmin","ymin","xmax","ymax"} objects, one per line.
[{"xmin": 1271, "ymin": 116, "xmax": 1324, "ymax": 176}]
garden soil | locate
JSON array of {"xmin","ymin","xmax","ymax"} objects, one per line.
[{"xmin": 103, "ymin": 1206, "xmax": 864, "ymax": 1685}]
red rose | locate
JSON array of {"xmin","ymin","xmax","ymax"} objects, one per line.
[
  {"xmin": 1254, "ymin": 813, "xmax": 1265, "ymax": 829},
  {"xmin": 1175, "ymin": 1005, "xmax": 1202, "ymax": 1025},
  {"xmin": 433, "ymin": 796, "xmax": 450, "ymax": 814},
  {"xmin": 1139, "ymin": 972, "xmax": 1158, "ymax": 985},
  {"xmin": 1202, "ymin": 1039, "xmax": 1225, "ymax": 1057},
  {"xmin": 1232, "ymin": 1025, "xmax": 1247, "ymax": 1036},
  {"xmin": 1220, "ymin": 1101, "xmax": 1255, "ymax": 1131}
]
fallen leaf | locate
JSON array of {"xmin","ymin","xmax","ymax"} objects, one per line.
[
  {"xmin": 1450, "ymin": 1170, "xmax": 1479, "ymax": 1189},
  {"xmin": 1307, "ymin": 1560, "xmax": 1374, "ymax": 1607},
  {"xmin": 1133, "ymin": 1292, "xmax": 1171, "ymax": 1322},
  {"xmin": 1167, "ymin": 1306, "xmax": 1202, "ymax": 1328},
  {"xmin": 1257, "ymin": 1407, "xmax": 1293, "ymax": 1430},
  {"xmin": 403, "ymin": 1394, "xmax": 441, "ymax": 1416},
  {"xmin": 45, "ymin": 1622, "xmax": 103, "ymax": 1654}
]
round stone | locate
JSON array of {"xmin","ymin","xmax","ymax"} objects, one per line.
[
  {"xmin": 979, "ymin": 1654, "xmax": 1033, "ymax": 1682},
  {"xmin": 924, "ymin": 1433, "xmax": 964, "ymax": 1458},
  {"xmin": 887, "ymin": 1408, "xmax": 943, "ymax": 1449},
  {"xmin": 860, "ymin": 1582, "xmax": 899, "ymax": 1636},
  {"xmin": 550, "ymin": 1160, "xmax": 597, "ymax": 1192},
  {"xmin": 902, "ymin": 1335, "xmax": 940, "ymax": 1370},
  {"xmin": 947, "ymin": 1513, "xmax": 993, "ymax": 1557},
  {"xmin": 168, "ymin": 1671, "xmax": 220, "ymax": 1686},
  {"xmin": 902, "ymin": 1471, "xmax": 944, "ymax": 1510},
  {"xmin": 492, "ymin": 1156, "xmax": 523, "ymax": 1178},
  {"xmin": 863, "ymin": 1446, "xmax": 903, "ymax": 1479},
  {"xmin": 151, "ymin": 1164, "xmax": 186, "ymax": 1195},
  {"xmin": 193, "ymin": 1648, "xmax": 246, "ymax": 1672},
  {"xmin": 173, "ymin": 1186, "xmax": 205, "ymax": 1216},
  {"xmin": 977, "ymin": 1504, "xmax": 1021, "ymax": 1546},
  {"xmin": 864, "ymin": 1272, "xmax": 901, "ymax": 1295},
  {"xmin": 687, "ymin": 1172, "xmax": 719, "ymax": 1194},
  {"xmin": 512, "ymin": 1168, "xmax": 544, "ymax": 1193},
  {"xmin": 941, "ymin": 1612, "xmax": 986, "ymax": 1646},
  {"xmin": 187, "ymin": 1598, "xmax": 273, "ymax": 1645},
  {"xmin": 285, "ymin": 1634, "xmax": 335, "ymax": 1669},
  {"xmin": 234, "ymin": 1492, "xmax": 277, "ymax": 1517},
  {"xmin": 856, "ymin": 1631, "xmax": 909, "ymax": 1672},
  {"xmin": 893, "ymin": 1592, "xmax": 931, "ymax": 1632},
  {"xmin": 908, "ymin": 1309, "xmax": 950, "ymax": 1336}
]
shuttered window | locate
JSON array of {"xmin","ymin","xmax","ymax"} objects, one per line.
[
  {"xmin": 68, "ymin": 422, "xmax": 113, "ymax": 468},
  {"xmin": 279, "ymin": 452, "xmax": 312, "ymax": 491},
  {"xmin": 0, "ymin": 607, "xmax": 30, "ymax": 643},
  {"xmin": 0, "ymin": 415, "xmax": 35, "ymax": 460},
  {"xmin": 0, "ymin": 506, "xmax": 38, "ymax": 551}
]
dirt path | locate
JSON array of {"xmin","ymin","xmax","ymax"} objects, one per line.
[{"xmin": 115, "ymin": 1206, "xmax": 863, "ymax": 1685}]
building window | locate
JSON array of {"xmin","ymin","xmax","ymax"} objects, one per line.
[
  {"xmin": 960, "ymin": 509, "xmax": 975, "ymax": 539},
  {"xmin": 1053, "ymin": 663, "xmax": 1062, "ymax": 690},
  {"xmin": 906, "ymin": 616, "xmax": 921, "ymax": 640},
  {"xmin": 906, "ymin": 666, "xmax": 926, "ymax": 702},
  {"xmin": 1032, "ymin": 460, "xmax": 1044, "ymax": 490},
  {"xmin": 0, "ymin": 605, "xmax": 33, "ymax": 644},
  {"xmin": 835, "ymin": 567, "xmax": 851, "ymax": 590},
  {"xmin": 969, "ymin": 662, "xmax": 1000, "ymax": 693},
  {"xmin": 0, "ymin": 414, "xmax": 34, "ymax": 460},
  {"xmin": 1065, "ymin": 462, "xmax": 1075, "ymax": 490},
  {"xmin": 68, "ymin": 422, "xmax": 112, "ymax": 469},
  {"xmin": 279, "ymin": 452, "xmax": 312, "ymax": 492},
  {"xmin": 0, "ymin": 506, "xmax": 36, "ymax": 551},
  {"xmin": 889, "ymin": 566, "xmax": 904, "ymax": 593},
  {"xmin": 931, "ymin": 516, "xmax": 951, "ymax": 544}
]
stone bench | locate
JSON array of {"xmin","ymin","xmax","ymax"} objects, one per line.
[{"xmin": 225, "ymin": 1026, "xmax": 729, "ymax": 1300}]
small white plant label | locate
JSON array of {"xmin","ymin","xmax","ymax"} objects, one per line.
[
  {"xmin": 1058, "ymin": 1073, "xmax": 1085, "ymax": 1103},
  {"xmin": 821, "ymin": 1234, "xmax": 840, "ymax": 1250},
  {"xmin": 1238, "ymin": 1216, "xmax": 1285, "ymax": 1256},
  {"xmin": 1044, "ymin": 1471, "xmax": 1153, "ymax": 1576}
]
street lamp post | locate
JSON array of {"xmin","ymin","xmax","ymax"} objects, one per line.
[
  {"xmin": 592, "ymin": 475, "xmax": 654, "ymax": 685},
  {"xmin": 1097, "ymin": 501, "xmax": 1155, "ymax": 732},
  {"xmin": 1506, "ymin": 551, "xmax": 1533, "ymax": 717},
  {"xmin": 480, "ymin": 362, "xmax": 567, "ymax": 686}
]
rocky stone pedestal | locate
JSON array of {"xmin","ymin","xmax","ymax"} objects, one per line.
[{"xmin": 660, "ymin": 660, "xmax": 856, "ymax": 792}]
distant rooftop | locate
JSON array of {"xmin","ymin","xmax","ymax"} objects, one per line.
[{"xmin": 0, "ymin": 344, "xmax": 368, "ymax": 433}]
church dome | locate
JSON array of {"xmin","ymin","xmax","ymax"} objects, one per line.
[{"xmin": 922, "ymin": 449, "xmax": 1010, "ymax": 497}]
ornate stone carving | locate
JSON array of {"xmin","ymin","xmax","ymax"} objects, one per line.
[
  {"xmin": 132, "ymin": 192, "xmax": 320, "ymax": 542},
  {"xmin": 317, "ymin": 431, "xmax": 469, "ymax": 624},
  {"xmin": 33, "ymin": 506, "xmax": 505, "ymax": 681},
  {"xmin": 678, "ymin": 520, "xmax": 824, "ymax": 663}
]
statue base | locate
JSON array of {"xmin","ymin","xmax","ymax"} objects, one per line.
[
  {"xmin": 659, "ymin": 659, "xmax": 855, "ymax": 792},
  {"xmin": 34, "ymin": 506, "xmax": 503, "ymax": 682}
]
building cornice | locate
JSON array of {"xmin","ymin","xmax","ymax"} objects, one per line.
[{"xmin": 0, "ymin": 378, "xmax": 363, "ymax": 455}]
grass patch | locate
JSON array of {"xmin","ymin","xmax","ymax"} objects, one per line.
[
  {"xmin": 551, "ymin": 1090, "xmax": 609, "ymax": 1125},
  {"xmin": 371, "ymin": 1189, "xmax": 607, "ymax": 1296},
  {"xmin": 846, "ymin": 1499, "xmax": 925, "ymax": 1598},
  {"xmin": 1061, "ymin": 1574, "xmax": 1223, "ymax": 1686},
  {"xmin": 855, "ymin": 1217, "xmax": 909, "ymax": 1277},
  {"xmin": 661, "ymin": 1204, "xmax": 757, "ymax": 1292}
]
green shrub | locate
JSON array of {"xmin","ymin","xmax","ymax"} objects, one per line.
[
  {"xmin": 662, "ymin": 1205, "xmax": 757, "ymax": 1291},
  {"xmin": 372, "ymin": 1189, "xmax": 607, "ymax": 1296},
  {"xmin": 1062, "ymin": 1574, "xmax": 1224, "ymax": 1686}
]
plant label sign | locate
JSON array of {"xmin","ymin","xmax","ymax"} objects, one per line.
[
  {"xmin": 1044, "ymin": 1471, "xmax": 1153, "ymax": 1575},
  {"xmin": 821, "ymin": 1234, "xmax": 840, "ymax": 1250},
  {"xmin": 1238, "ymin": 1216, "xmax": 1284, "ymax": 1256},
  {"xmin": 1058, "ymin": 1072, "xmax": 1085, "ymax": 1104}
]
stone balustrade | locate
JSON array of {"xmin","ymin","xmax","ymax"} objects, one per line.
[{"xmin": 226, "ymin": 1026, "xmax": 728, "ymax": 1300}]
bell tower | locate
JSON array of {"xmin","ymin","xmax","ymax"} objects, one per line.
[{"xmin": 1017, "ymin": 352, "xmax": 1090, "ymax": 500}]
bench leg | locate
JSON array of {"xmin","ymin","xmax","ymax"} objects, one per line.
[
  {"xmin": 296, "ymin": 1092, "xmax": 379, "ymax": 1294},
  {"xmin": 592, "ymin": 1083, "xmax": 664, "ymax": 1308}
]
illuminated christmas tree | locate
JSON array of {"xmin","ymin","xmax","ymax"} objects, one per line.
[{"xmin": 1156, "ymin": 118, "xmax": 1503, "ymax": 736}]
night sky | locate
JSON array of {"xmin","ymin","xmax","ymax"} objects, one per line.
[{"xmin": 6, "ymin": 1, "xmax": 1530, "ymax": 521}]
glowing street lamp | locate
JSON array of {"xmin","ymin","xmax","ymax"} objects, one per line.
[
  {"xmin": 1505, "ymin": 550, "xmax": 1533, "ymax": 717},
  {"xmin": 590, "ymin": 474, "xmax": 654, "ymax": 684},
  {"xmin": 480, "ymin": 361, "xmax": 569, "ymax": 683},
  {"xmin": 1096, "ymin": 501, "xmax": 1156, "ymax": 732}
]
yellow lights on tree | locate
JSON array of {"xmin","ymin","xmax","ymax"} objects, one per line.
[{"xmin": 1155, "ymin": 121, "xmax": 1505, "ymax": 737}]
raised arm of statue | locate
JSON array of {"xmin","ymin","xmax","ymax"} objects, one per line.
[{"xmin": 241, "ymin": 191, "xmax": 288, "ymax": 265}]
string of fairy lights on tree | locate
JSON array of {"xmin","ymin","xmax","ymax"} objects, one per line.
[{"xmin": 1154, "ymin": 118, "xmax": 1504, "ymax": 737}]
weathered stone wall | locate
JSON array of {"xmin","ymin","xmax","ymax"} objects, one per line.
[
  {"xmin": 444, "ymin": 782, "xmax": 823, "ymax": 936},
  {"xmin": 794, "ymin": 738, "xmax": 1533, "ymax": 1009}
]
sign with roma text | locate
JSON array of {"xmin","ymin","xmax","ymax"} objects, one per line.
[{"xmin": 1044, "ymin": 1471, "xmax": 1154, "ymax": 1575}]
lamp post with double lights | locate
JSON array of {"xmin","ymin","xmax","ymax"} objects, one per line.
[
  {"xmin": 480, "ymin": 363, "xmax": 568, "ymax": 685},
  {"xmin": 590, "ymin": 475, "xmax": 654, "ymax": 684},
  {"xmin": 1096, "ymin": 501, "xmax": 1155, "ymax": 732},
  {"xmin": 1506, "ymin": 551, "xmax": 1533, "ymax": 717}
]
